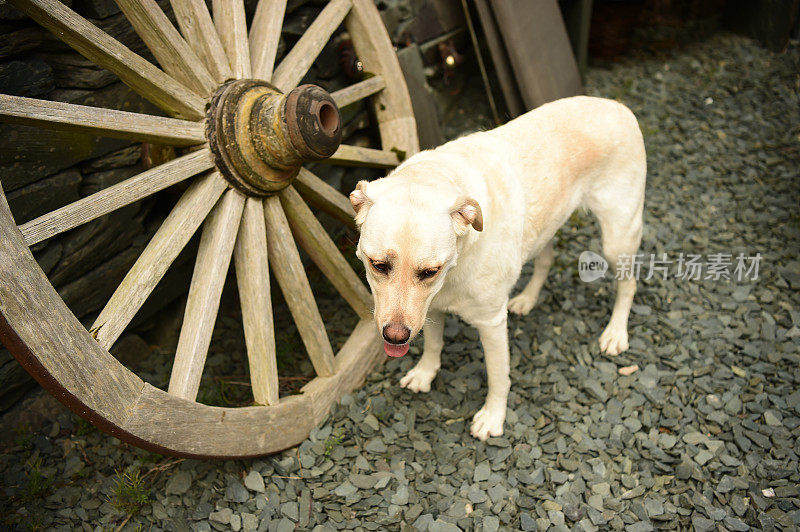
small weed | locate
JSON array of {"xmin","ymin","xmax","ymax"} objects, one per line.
[
  {"xmin": 110, "ymin": 468, "xmax": 150, "ymax": 516},
  {"xmin": 75, "ymin": 417, "xmax": 96, "ymax": 436},
  {"xmin": 21, "ymin": 458, "xmax": 52, "ymax": 502},
  {"xmin": 323, "ymin": 428, "xmax": 346, "ymax": 458},
  {"xmin": 13, "ymin": 424, "xmax": 32, "ymax": 451}
]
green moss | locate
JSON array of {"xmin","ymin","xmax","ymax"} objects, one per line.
[
  {"xmin": 323, "ymin": 428, "xmax": 346, "ymax": 458},
  {"xmin": 390, "ymin": 147, "xmax": 406, "ymax": 162},
  {"xmin": 110, "ymin": 468, "xmax": 150, "ymax": 517}
]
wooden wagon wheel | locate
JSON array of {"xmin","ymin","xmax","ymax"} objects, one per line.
[{"xmin": 0, "ymin": 0, "xmax": 418, "ymax": 458}]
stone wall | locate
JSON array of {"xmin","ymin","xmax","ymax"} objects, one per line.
[{"xmin": 0, "ymin": 0, "xmax": 463, "ymax": 412}]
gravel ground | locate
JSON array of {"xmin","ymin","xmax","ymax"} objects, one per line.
[{"xmin": 2, "ymin": 32, "xmax": 800, "ymax": 532}]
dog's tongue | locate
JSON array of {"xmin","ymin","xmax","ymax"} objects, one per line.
[{"xmin": 384, "ymin": 342, "xmax": 409, "ymax": 357}]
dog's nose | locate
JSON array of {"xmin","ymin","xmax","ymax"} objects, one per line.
[{"xmin": 382, "ymin": 323, "xmax": 410, "ymax": 344}]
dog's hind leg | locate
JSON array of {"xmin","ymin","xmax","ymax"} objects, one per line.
[
  {"xmin": 400, "ymin": 309, "xmax": 445, "ymax": 393},
  {"xmin": 591, "ymin": 178, "xmax": 644, "ymax": 356},
  {"xmin": 508, "ymin": 240, "xmax": 554, "ymax": 315}
]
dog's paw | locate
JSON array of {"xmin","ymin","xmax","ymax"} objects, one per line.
[
  {"xmin": 400, "ymin": 366, "xmax": 438, "ymax": 393},
  {"xmin": 470, "ymin": 405, "xmax": 506, "ymax": 441},
  {"xmin": 599, "ymin": 326, "xmax": 629, "ymax": 356},
  {"xmin": 507, "ymin": 293, "xmax": 537, "ymax": 315}
]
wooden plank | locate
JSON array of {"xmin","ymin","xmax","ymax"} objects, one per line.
[
  {"xmin": 301, "ymin": 319, "xmax": 382, "ymax": 424},
  {"xmin": 9, "ymin": 0, "xmax": 205, "ymax": 120},
  {"xmin": 233, "ymin": 197, "xmax": 279, "ymax": 406},
  {"xmin": 396, "ymin": 44, "xmax": 443, "ymax": 149},
  {"xmin": 293, "ymin": 167, "xmax": 356, "ymax": 230},
  {"xmin": 271, "ymin": 0, "xmax": 352, "ymax": 92},
  {"xmin": 169, "ymin": 189, "xmax": 245, "ymax": 401},
  {"xmin": 170, "ymin": 0, "xmax": 232, "ymax": 83},
  {"xmin": 19, "ymin": 149, "xmax": 214, "ymax": 246},
  {"xmin": 249, "ymin": 0, "xmax": 287, "ymax": 79},
  {"xmin": 331, "ymin": 75, "xmax": 385, "ymax": 108},
  {"xmin": 279, "ymin": 186, "xmax": 372, "ymax": 320},
  {"xmin": 489, "ymin": 0, "xmax": 582, "ymax": 109},
  {"xmin": 473, "ymin": 0, "xmax": 524, "ymax": 117},
  {"xmin": 213, "ymin": 0, "xmax": 251, "ymax": 78},
  {"xmin": 263, "ymin": 196, "xmax": 335, "ymax": 377},
  {"xmin": 346, "ymin": 0, "xmax": 419, "ymax": 156},
  {"xmin": 91, "ymin": 171, "xmax": 228, "ymax": 350},
  {"xmin": 115, "ymin": 0, "xmax": 217, "ymax": 96},
  {"xmin": 0, "ymin": 94, "xmax": 206, "ymax": 146},
  {"xmin": 326, "ymin": 144, "xmax": 400, "ymax": 168}
]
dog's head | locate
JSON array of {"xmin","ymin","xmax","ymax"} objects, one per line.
[{"xmin": 350, "ymin": 178, "xmax": 482, "ymax": 357}]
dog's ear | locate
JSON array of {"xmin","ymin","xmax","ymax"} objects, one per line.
[
  {"xmin": 450, "ymin": 197, "xmax": 483, "ymax": 235},
  {"xmin": 349, "ymin": 180, "xmax": 373, "ymax": 227}
]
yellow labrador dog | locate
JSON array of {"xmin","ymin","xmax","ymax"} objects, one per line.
[{"xmin": 350, "ymin": 96, "xmax": 646, "ymax": 440}]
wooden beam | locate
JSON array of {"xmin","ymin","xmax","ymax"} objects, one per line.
[
  {"xmin": 326, "ymin": 144, "xmax": 400, "ymax": 168},
  {"xmin": 293, "ymin": 168, "xmax": 356, "ymax": 230},
  {"xmin": 170, "ymin": 0, "xmax": 232, "ymax": 83},
  {"xmin": 9, "ymin": 0, "xmax": 205, "ymax": 120},
  {"xmin": 271, "ymin": 0, "xmax": 352, "ymax": 92},
  {"xmin": 263, "ymin": 196, "xmax": 335, "ymax": 377},
  {"xmin": 249, "ymin": 0, "xmax": 287, "ymax": 79},
  {"xmin": 19, "ymin": 148, "xmax": 214, "ymax": 246},
  {"xmin": 233, "ymin": 198, "xmax": 279, "ymax": 406},
  {"xmin": 331, "ymin": 75, "xmax": 385, "ymax": 108},
  {"xmin": 115, "ymin": 0, "xmax": 217, "ymax": 96},
  {"xmin": 0, "ymin": 94, "xmax": 206, "ymax": 145},
  {"xmin": 169, "ymin": 189, "xmax": 246, "ymax": 401},
  {"xmin": 90, "ymin": 171, "xmax": 228, "ymax": 350},
  {"xmin": 213, "ymin": 0, "xmax": 251, "ymax": 78},
  {"xmin": 279, "ymin": 186, "xmax": 372, "ymax": 320}
]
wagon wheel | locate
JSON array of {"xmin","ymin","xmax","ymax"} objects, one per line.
[{"xmin": 0, "ymin": 0, "xmax": 418, "ymax": 458}]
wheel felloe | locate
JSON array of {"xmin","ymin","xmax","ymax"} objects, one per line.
[{"xmin": 207, "ymin": 79, "xmax": 342, "ymax": 197}]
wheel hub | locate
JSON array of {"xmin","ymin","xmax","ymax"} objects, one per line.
[{"xmin": 206, "ymin": 80, "xmax": 342, "ymax": 196}]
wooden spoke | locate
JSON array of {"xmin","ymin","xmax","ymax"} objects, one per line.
[
  {"xmin": 169, "ymin": 189, "xmax": 246, "ymax": 401},
  {"xmin": 271, "ymin": 0, "xmax": 352, "ymax": 92},
  {"xmin": 263, "ymin": 196, "xmax": 335, "ymax": 377},
  {"xmin": 170, "ymin": 0, "xmax": 232, "ymax": 83},
  {"xmin": 233, "ymin": 198, "xmax": 279, "ymax": 406},
  {"xmin": 213, "ymin": 0, "xmax": 251, "ymax": 78},
  {"xmin": 90, "ymin": 171, "xmax": 228, "ymax": 350},
  {"xmin": 294, "ymin": 168, "xmax": 356, "ymax": 230},
  {"xmin": 115, "ymin": 0, "xmax": 217, "ymax": 96},
  {"xmin": 346, "ymin": 0, "xmax": 419, "ymax": 154},
  {"xmin": 0, "ymin": 94, "xmax": 206, "ymax": 145},
  {"xmin": 9, "ymin": 0, "xmax": 205, "ymax": 120},
  {"xmin": 331, "ymin": 76, "xmax": 386, "ymax": 108},
  {"xmin": 19, "ymin": 149, "xmax": 214, "ymax": 247},
  {"xmin": 249, "ymin": 0, "xmax": 287, "ymax": 79},
  {"xmin": 325, "ymin": 144, "xmax": 400, "ymax": 168},
  {"xmin": 279, "ymin": 186, "xmax": 372, "ymax": 320}
]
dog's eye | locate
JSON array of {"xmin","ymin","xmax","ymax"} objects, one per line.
[
  {"xmin": 418, "ymin": 267, "xmax": 440, "ymax": 281},
  {"xmin": 370, "ymin": 260, "xmax": 390, "ymax": 274}
]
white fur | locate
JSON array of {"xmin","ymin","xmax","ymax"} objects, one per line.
[{"xmin": 352, "ymin": 96, "xmax": 646, "ymax": 441}]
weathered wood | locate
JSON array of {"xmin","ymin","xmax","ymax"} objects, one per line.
[
  {"xmin": 346, "ymin": 0, "xmax": 419, "ymax": 156},
  {"xmin": 170, "ymin": 0, "xmax": 232, "ymax": 83},
  {"xmin": 301, "ymin": 319, "xmax": 382, "ymax": 424},
  {"xmin": 213, "ymin": 0, "xmax": 251, "ymax": 79},
  {"xmin": 115, "ymin": 0, "xmax": 217, "ymax": 96},
  {"xmin": 396, "ymin": 44, "xmax": 443, "ymax": 149},
  {"xmin": 271, "ymin": 0, "xmax": 352, "ymax": 92},
  {"xmin": 19, "ymin": 148, "xmax": 214, "ymax": 246},
  {"xmin": 279, "ymin": 186, "xmax": 371, "ymax": 320},
  {"xmin": 331, "ymin": 75, "xmax": 385, "ymax": 108},
  {"xmin": 91, "ymin": 171, "xmax": 227, "ymax": 350},
  {"xmin": 293, "ymin": 167, "xmax": 356, "ymax": 230},
  {"xmin": 9, "ymin": 0, "xmax": 206, "ymax": 120},
  {"xmin": 0, "ymin": 94, "xmax": 206, "ymax": 146},
  {"xmin": 249, "ymin": 0, "xmax": 287, "ymax": 79},
  {"xmin": 120, "ymin": 386, "xmax": 314, "ymax": 457},
  {"xmin": 326, "ymin": 144, "xmax": 400, "ymax": 168},
  {"xmin": 169, "ymin": 188, "xmax": 245, "ymax": 401},
  {"xmin": 263, "ymin": 196, "xmax": 335, "ymax": 377},
  {"xmin": 233, "ymin": 197, "xmax": 279, "ymax": 406}
]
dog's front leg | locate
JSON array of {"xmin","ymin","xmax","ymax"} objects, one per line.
[
  {"xmin": 399, "ymin": 309, "xmax": 444, "ymax": 393},
  {"xmin": 471, "ymin": 311, "xmax": 511, "ymax": 441}
]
